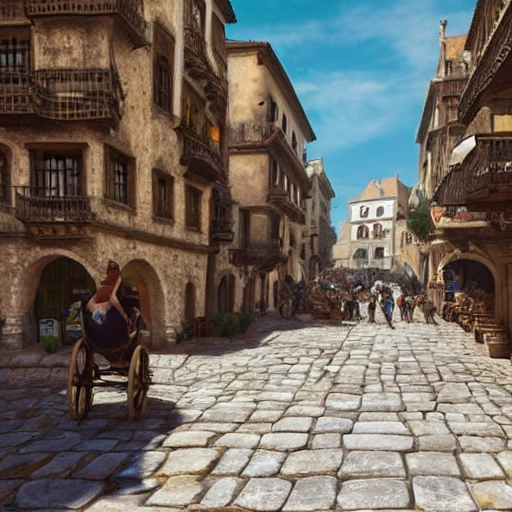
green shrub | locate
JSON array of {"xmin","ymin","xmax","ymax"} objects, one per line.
[
  {"xmin": 41, "ymin": 335, "xmax": 61, "ymax": 353},
  {"xmin": 177, "ymin": 321, "xmax": 192, "ymax": 343},
  {"xmin": 210, "ymin": 312, "xmax": 257, "ymax": 338}
]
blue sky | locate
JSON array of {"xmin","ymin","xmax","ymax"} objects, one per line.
[{"xmin": 227, "ymin": 0, "xmax": 476, "ymax": 233}]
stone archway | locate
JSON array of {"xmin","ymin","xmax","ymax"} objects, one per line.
[{"xmin": 121, "ymin": 259, "xmax": 166, "ymax": 349}]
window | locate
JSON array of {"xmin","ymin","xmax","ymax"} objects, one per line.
[
  {"xmin": 373, "ymin": 223, "xmax": 383, "ymax": 238},
  {"xmin": 30, "ymin": 149, "xmax": 83, "ymax": 197},
  {"xmin": 105, "ymin": 146, "xmax": 136, "ymax": 207},
  {"xmin": 292, "ymin": 132, "xmax": 297, "ymax": 153},
  {"xmin": 357, "ymin": 225, "xmax": 369, "ymax": 239},
  {"xmin": 239, "ymin": 209, "xmax": 250, "ymax": 248},
  {"xmin": 267, "ymin": 95, "xmax": 278, "ymax": 122},
  {"xmin": 282, "ymin": 113, "xmax": 288, "ymax": 134},
  {"xmin": 153, "ymin": 169, "xmax": 174, "ymax": 219},
  {"xmin": 360, "ymin": 205, "xmax": 369, "ymax": 218},
  {"xmin": 353, "ymin": 248, "xmax": 368, "ymax": 260},
  {"xmin": 153, "ymin": 22, "xmax": 175, "ymax": 113},
  {"xmin": 0, "ymin": 149, "xmax": 9, "ymax": 204},
  {"xmin": 270, "ymin": 214, "xmax": 280, "ymax": 240},
  {"xmin": 185, "ymin": 184, "xmax": 202, "ymax": 229},
  {"xmin": 0, "ymin": 29, "xmax": 31, "ymax": 71},
  {"xmin": 376, "ymin": 206, "xmax": 384, "ymax": 217},
  {"xmin": 374, "ymin": 247, "xmax": 384, "ymax": 259},
  {"xmin": 270, "ymin": 158, "xmax": 279, "ymax": 186}
]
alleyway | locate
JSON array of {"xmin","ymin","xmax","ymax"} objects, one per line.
[{"xmin": 1, "ymin": 312, "xmax": 512, "ymax": 511}]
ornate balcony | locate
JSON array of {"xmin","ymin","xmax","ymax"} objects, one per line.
[
  {"xmin": 14, "ymin": 186, "xmax": 95, "ymax": 238},
  {"xmin": 433, "ymin": 135, "xmax": 512, "ymax": 211},
  {"xmin": 267, "ymin": 184, "xmax": 305, "ymax": 224},
  {"xmin": 177, "ymin": 127, "xmax": 225, "ymax": 184},
  {"xmin": 210, "ymin": 218, "xmax": 234, "ymax": 243},
  {"xmin": 23, "ymin": 0, "xmax": 147, "ymax": 48},
  {"xmin": 229, "ymin": 240, "xmax": 285, "ymax": 271},
  {"xmin": 0, "ymin": 71, "xmax": 34, "ymax": 114},
  {"xmin": 33, "ymin": 68, "xmax": 122, "ymax": 124}
]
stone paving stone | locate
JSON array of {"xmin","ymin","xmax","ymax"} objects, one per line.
[
  {"xmin": 237, "ymin": 422, "xmax": 272, "ymax": 434},
  {"xmin": 162, "ymin": 430, "xmax": 217, "ymax": 448},
  {"xmin": 471, "ymin": 480, "xmax": 512, "ymax": 510},
  {"xmin": 272, "ymin": 417, "xmax": 313, "ymax": 432},
  {"xmin": 0, "ymin": 452, "xmax": 54, "ymax": 478},
  {"xmin": 418, "ymin": 434, "xmax": 458, "ymax": 452},
  {"xmin": 312, "ymin": 433, "xmax": 341, "ymax": 449},
  {"xmin": 437, "ymin": 383, "xmax": 472, "ymax": 403},
  {"xmin": 146, "ymin": 475, "xmax": 203, "ymax": 507},
  {"xmin": 459, "ymin": 453, "xmax": 505, "ymax": 479},
  {"xmin": 448, "ymin": 421, "xmax": 505, "ymax": 437},
  {"xmin": 115, "ymin": 451, "xmax": 167, "ymax": 480},
  {"xmin": 214, "ymin": 433, "xmax": 260, "ymax": 448},
  {"xmin": 211, "ymin": 448, "xmax": 253, "ymax": 475},
  {"xmin": 285, "ymin": 405, "xmax": 324, "ymax": 417},
  {"xmin": 458, "ymin": 436, "xmax": 506, "ymax": 452},
  {"xmin": 280, "ymin": 449, "xmax": 343, "ymax": 476},
  {"xmin": 248, "ymin": 409, "xmax": 284, "ymax": 422},
  {"xmin": 313, "ymin": 416, "xmax": 353, "ymax": 433},
  {"xmin": 72, "ymin": 453, "xmax": 130, "ymax": 480},
  {"xmin": 360, "ymin": 392, "xmax": 403, "ymax": 412},
  {"xmin": 412, "ymin": 476, "xmax": 477, "ymax": 512},
  {"xmin": 337, "ymin": 478, "xmax": 410, "ymax": 510},
  {"xmin": 282, "ymin": 476, "xmax": 337, "ymax": 511},
  {"xmin": 325, "ymin": 393, "xmax": 361, "ymax": 410},
  {"xmin": 496, "ymin": 451, "xmax": 512, "ymax": 477},
  {"xmin": 259, "ymin": 433, "xmax": 308, "ymax": 451},
  {"xmin": 359, "ymin": 412, "xmax": 400, "ymax": 421},
  {"xmin": 201, "ymin": 404, "xmax": 255, "ymax": 422},
  {"xmin": 343, "ymin": 434, "xmax": 414, "ymax": 451},
  {"xmin": 407, "ymin": 420, "xmax": 451, "ymax": 436},
  {"xmin": 242, "ymin": 450, "xmax": 287, "ymax": 477},
  {"xmin": 257, "ymin": 391, "xmax": 295, "ymax": 402},
  {"xmin": 338, "ymin": 450, "xmax": 406, "ymax": 478},
  {"xmin": 200, "ymin": 477, "xmax": 243, "ymax": 507},
  {"xmin": 0, "ymin": 480, "xmax": 23, "ymax": 503},
  {"xmin": 405, "ymin": 452, "xmax": 460, "ymax": 476},
  {"xmin": 16, "ymin": 479, "xmax": 105, "ymax": 509},
  {"xmin": 18, "ymin": 432, "xmax": 83, "ymax": 453},
  {"xmin": 352, "ymin": 421, "xmax": 410, "ymax": 435},
  {"xmin": 157, "ymin": 448, "xmax": 221, "ymax": 476},
  {"xmin": 234, "ymin": 477, "xmax": 292, "ymax": 511}
]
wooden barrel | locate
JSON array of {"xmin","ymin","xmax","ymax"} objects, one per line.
[{"xmin": 487, "ymin": 333, "xmax": 511, "ymax": 359}]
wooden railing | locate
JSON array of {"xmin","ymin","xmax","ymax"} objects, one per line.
[
  {"xmin": 33, "ymin": 68, "xmax": 119, "ymax": 122},
  {"xmin": 184, "ymin": 24, "xmax": 206, "ymax": 57},
  {"xmin": 0, "ymin": 1, "xmax": 24, "ymax": 19},
  {"xmin": 24, "ymin": 0, "xmax": 146, "ymax": 46},
  {"xmin": 230, "ymin": 121, "xmax": 276, "ymax": 145},
  {"xmin": 229, "ymin": 240, "xmax": 283, "ymax": 267},
  {"xmin": 14, "ymin": 186, "xmax": 95, "ymax": 222},
  {"xmin": 0, "ymin": 71, "xmax": 34, "ymax": 114}
]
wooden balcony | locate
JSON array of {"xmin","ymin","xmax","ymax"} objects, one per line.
[
  {"xmin": 210, "ymin": 218, "xmax": 234, "ymax": 243},
  {"xmin": 177, "ymin": 127, "xmax": 225, "ymax": 184},
  {"xmin": 229, "ymin": 240, "xmax": 285, "ymax": 271},
  {"xmin": 14, "ymin": 186, "xmax": 95, "ymax": 238},
  {"xmin": 24, "ymin": 0, "xmax": 147, "ymax": 48},
  {"xmin": 267, "ymin": 185, "xmax": 305, "ymax": 224},
  {"xmin": 33, "ymin": 68, "xmax": 122, "ymax": 124},
  {"xmin": 433, "ymin": 135, "xmax": 512, "ymax": 211},
  {"xmin": 0, "ymin": 71, "xmax": 34, "ymax": 114},
  {"xmin": 230, "ymin": 121, "xmax": 276, "ymax": 146}
]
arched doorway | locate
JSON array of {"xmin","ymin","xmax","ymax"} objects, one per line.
[
  {"xmin": 442, "ymin": 259, "xmax": 494, "ymax": 304},
  {"xmin": 218, "ymin": 274, "xmax": 235, "ymax": 314},
  {"xmin": 185, "ymin": 282, "xmax": 196, "ymax": 322},
  {"xmin": 36, "ymin": 257, "xmax": 95, "ymax": 343}
]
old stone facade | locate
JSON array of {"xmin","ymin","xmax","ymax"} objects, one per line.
[
  {"xmin": 304, "ymin": 158, "xmax": 336, "ymax": 279},
  {"xmin": 0, "ymin": 0, "xmax": 236, "ymax": 348},
  {"xmin": 216, "ymin": 41, "xmax": 316, "ymax": 314},
  {"xmin": 424, "ymin": 1, "xmax": 512, "ymax": 333},
  {"xmin": 333, "ymin": 177, "xmax": 409, "ymax": 272}
]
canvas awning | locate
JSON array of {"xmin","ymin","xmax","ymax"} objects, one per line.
[{"xmin": 449, "ymin": 136, "xmax": 476, "ymax": 167}]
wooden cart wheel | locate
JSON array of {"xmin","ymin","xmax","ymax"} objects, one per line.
[
  {"xmin": 68, "ymin": 338, "xmax": 94, "ymax": 421},
  {"xmin": 127, "ymin": 345, "xmax": 150, "ymax": 420}
]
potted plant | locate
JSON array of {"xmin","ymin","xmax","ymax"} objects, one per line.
[{"xmin": 41, "ymin": 334, "xmax": 61, "ymax": 353}]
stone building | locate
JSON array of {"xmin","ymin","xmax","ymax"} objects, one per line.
[
  {"xmin": 304, "ymin": 158, "xmax": 336, "ymax": 279},
  {"xmin": 0, "ymin": 0, "xmax": 236, "ymax": 348},
  {"xmin": 333, "ymin": 176, "xmax": 409, "ymax": 271},
  {"xmin": 216, "ymin": 41, "xmax": 316, "ymax": 314},
  {"xmin": 428, "ymin": 0, "xmax": 512, "ymax": 331},
  {"xmin": 415, "ymin": 20, "xmax": 469, "ymax": 305}
]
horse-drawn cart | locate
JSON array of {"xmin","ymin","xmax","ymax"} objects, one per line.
[{"xmin": 67, "ymin": 261, "xmax": 151, "ymax": 421}]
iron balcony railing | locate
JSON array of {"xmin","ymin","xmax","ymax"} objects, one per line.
[
  {"xmin": 0, "ymin": 70, "xmax": 34, "ymax": 114},
  {"xmin": 14, "ymin": 186, "xmax": 95, "ymax": 222},
  {"xmin": 24, "ymin": 0, "xmax": 146, "ymax": 47}
]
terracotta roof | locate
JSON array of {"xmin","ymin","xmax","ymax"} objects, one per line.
[
  {"xmin": 446, "ymin": 35, "xmax": 467, "ymax": 61},
  {"xmin": 357, "ymin": 177, "xmax": 409, "ymax": 210}
]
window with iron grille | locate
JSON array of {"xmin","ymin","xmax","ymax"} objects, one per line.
[
  {"xmin": 30, "ymin": 149, "xmax": 82, "ymax": 197},
  {"xmin": 105, "ymin": 146, "xmax": 136, "ymax": 208},
  {"xmin": 153, "ymin": 22, "xmax": 174, "ymax": 114},
  {"xmin": 185, "ymin": 184, "xmax": 202, "ymax": 229},
  {"xmin": 0, "ymin": 31, "xmax": 30, "ymax": 71},
  {"xmin": 153, "ymin": 169, "xmax": 174, "ymax": 219}
]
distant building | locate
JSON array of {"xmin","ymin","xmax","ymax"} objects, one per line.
[
  {"xmin": 333, "ymin": 176, "xmax": 409, "ymax": 271},
  {"xmin": 304, "ymin": 158, "xmax": 336, "ymax": 279}
]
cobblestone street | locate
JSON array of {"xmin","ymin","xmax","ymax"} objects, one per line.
[{"xmin": 1, "ymin": 312, "xmax": 512, "ymax": 511}]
